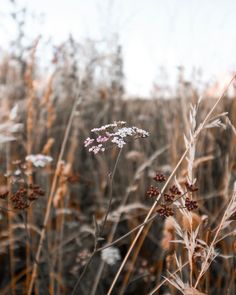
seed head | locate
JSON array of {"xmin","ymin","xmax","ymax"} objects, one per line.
[
  {"xmin": 157, "ymin": 204, "xmax": 174, "ymax": 217},
  {"xmin": 169, "ymin": 185, "xmax": 181, "ymax": 195},
  {"xmin": 185, "ymin": 197, "xmax": 198, "ymax": 211},
  {"xmin": 146, "ymin": 185, "xmax": 160, "ymax": 198},
  {"xmin": 153, "ymin": 173, "xmax": 166, "ymax": 182},
  {"xmin": 185, "ymin": 182, "xmax": 198, "ymax": 192}
]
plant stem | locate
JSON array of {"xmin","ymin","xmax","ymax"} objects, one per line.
[
  {"xmin": 71, "ymin": 148, "xmax": 122, "ymax": 295},
  {"xmin": 21, "ymin": 212, "xmax": 50, "ymax": 295},
  {"xmin": 27, "ymin": 94, "xmax": 81, "ymax": 295},
  {"xmin": 100, "ymin": 148, "xmax": 123, "ymax": 236}
]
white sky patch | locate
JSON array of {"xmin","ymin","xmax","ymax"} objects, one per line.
[{"xmin": 0, "ymin": 0, "xmax": 236, "ymax": 97}]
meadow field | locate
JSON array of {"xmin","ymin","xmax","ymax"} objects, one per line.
[{"xmin": 0, "ymin": 3, "xmax": 236, "ymax": 295}]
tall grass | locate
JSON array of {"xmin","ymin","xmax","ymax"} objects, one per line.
[{"xmin": 0, "ymin": 5, "xmax": 235, "ymax": 295}]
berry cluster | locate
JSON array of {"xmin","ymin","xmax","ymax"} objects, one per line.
[
  {"xmin": 185, "ymin": 182, "xmax": 198, "ymax": 192},
  {"xmin": 10, "ymin": 184, "xmax": 45, "ymax": 210},
  {"xmin": 169, "ymin": 184, "xmax": 181, "ymax": 195},
  {"xmin": 146, "ymin": 172, "xmax": 199, "ymax": 218},
  {"xmin": 164, "ymin": 193, "xmax": 175, "ymax": 203},
  {"xmin": 146, "ymin": 185, "xmax": 159, "ymax": 198},
  {"xmin": 157, "ymin": 204, "xmax": 174, "ymax": 217},
  {"xmin": 153, "ymin": 173, "xmax": 166, "ymax": 182},
  {"xmin": 185, "ymin": 197, "xmax": 198, "ymax": 211}
]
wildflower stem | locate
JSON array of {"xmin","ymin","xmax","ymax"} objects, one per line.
[
  {"xmin": 97, "ymin": 213, "xmax": 159, "ymax": 252},
  {"xmin": 71, "ymin": 148, "xmax": 122, "ymax": 295},
  {"xmin": 95, "ymin": 187, "xmax": 188, "ymax": 255},
  {"xmin": 100, "ymin": 148, "xmax": 123, "ymax": 236},
  {"xmin": 71, "ymin": 250, "xmax": 96, "ymax": 295}
]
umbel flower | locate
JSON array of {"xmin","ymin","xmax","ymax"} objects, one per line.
[
  {"xmin": 84, "ymin": 121, "xmax": 149, "ymax": 154},
  {"xmin": 101, "ymin": 246, "xmax": 121, "ymax": 265},
  {"xmin": 25, "ymin": 154, "xmax": 53, "ymax": 167}
]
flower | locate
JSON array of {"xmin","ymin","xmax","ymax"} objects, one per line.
[
  {"xmin": 88, "ymin": 144, "xmax": 105, "ymax": 154},
  {"xmin": 157, "ymin": 204, "xmax": 174, "ymax": 217},
  {"xmin": 169, "ymin": 185, "xmax": 181, "ymax": 195},
  {"xmin": 84, "ymin": 137, "xmax": 94, "ymax": 147},
  {"xmin": 153, "ymin": 173, "xmax": 167, "ymax": 182},
  {"xmin": 101, "ymin": 247, "xmax": 121, "ymax": 265},
  {"xmin": 25, "ymin": 154, "xmax": 53, "ymax": 167},
  {"xmin": 111, "ymin": 136, "xmax": 126, "ymax": 148},
  {"xmin": 96, "ymin": 135, "xmax": 110, "ymax": 143},
  {"xmin": 146, "ymin": 185, "xmax": 160, "ymax": 198},
  {"xmin": 84, "ymin": 121, "xmax": 149, "ymax": 154},
  {"xmin": 185, "ymin": 182, "xmax": 198, "ymax": 192},
  {"xmin": 185, "ymin": 197, "xmax": 198, "ymax": 211}
]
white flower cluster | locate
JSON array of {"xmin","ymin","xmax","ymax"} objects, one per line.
[
  {"xmin": 88, "ymin": 144, "xmax": 105, "ymax": 154},
  {"xmin": 25, "ymin": 154, "xmax": 53, "ymax": 167},
  {"xmin": 84, "ymin": 121, "xmax": 149, "ymax": 154},
  {"xmin": 101, "ymin": 247, "xmax": 121, "ymax": 265},
  {"xmin": 91, "ymin": 121, "xmax": 126, "ymax": 132}
]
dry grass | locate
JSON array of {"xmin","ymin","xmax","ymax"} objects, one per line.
[{"xmin": 0, "ymin": 6, "xmax": 235, "ymax": 295}]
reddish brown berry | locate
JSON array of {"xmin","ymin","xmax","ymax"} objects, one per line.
[
  {"xmin": 153, "ymin": 173, "xmax": 166, "ymax": 182},
  {"xmin": 164, "ymin": 193, "xmax": 175, "ymax": 203},
  {"xmin": 169, "ymin": 185, "xmax": 181, "ymax": 195},
  {"xmin": 185, "ymin": 182, "xmax": 198, "ymax": 192},
  {"xmin": 185, "ymin": 197, "xmax": 198, "ymax": 211},
  {"xmin": 157, "ymin": 204, "xmax": 174, "ymax": 217},
  {"xmin": 146, "ymin": 185, "xmax": 160, "ymax": 198}
]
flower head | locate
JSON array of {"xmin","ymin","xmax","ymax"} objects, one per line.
[
  {"xmin": 25, "ymin": 154, "xmax": 53, "ymax": 168},
  {"xmin": 84, "ymin": 137, "xmax": 94, "ymax": 147},
  {"xmin": 84, "ymin": 121, "xmax": 149, "ymax": 154},
  {"xmin": 101, "ymin": 247, "xmax": 121, "ymax": 265}
]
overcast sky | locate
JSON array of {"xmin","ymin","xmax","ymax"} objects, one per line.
[{"xmin": 1, "ymin": 0, "xmax": 236, "ymax": 96}]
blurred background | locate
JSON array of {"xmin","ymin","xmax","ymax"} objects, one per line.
[{"xmin": 0, "ymin": 1, "xmax": 235, "ymax": 295}]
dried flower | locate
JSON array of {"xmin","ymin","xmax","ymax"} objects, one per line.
[
  {"xmin": 7, "ymin": 183, "xmax": 45, "ymax": 210},
  {"xmin": 164, "ymin": 193, "xmax": 175, "ymax": 203},
  {"xmin": 169, "ymin": 185, "xmax": 181, "ymax": 195},
  {"xmin": 10, "ymin": 188, "xmax": 29, "ymax": 210},
  {"xmin": 146, "ymin": 185, "xmax": 160, "ymax": 198},
  {"xmin": 185, "ymin": 197, "xmax": 198, "ymax": 211},
  {"xmin": 153, "ymin": 173, "xmax": 167, "ymax": 182},
  {"xmin": 101, "ymin": 247, "xmax": 121, "ymax": 265},
  {"xmin": 185, "ymin": 182, "xmax": 198, "ymax": 192},
  {"xmin": 157, "ymin": 204, "xmax": 174, "ymax": 217}
]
